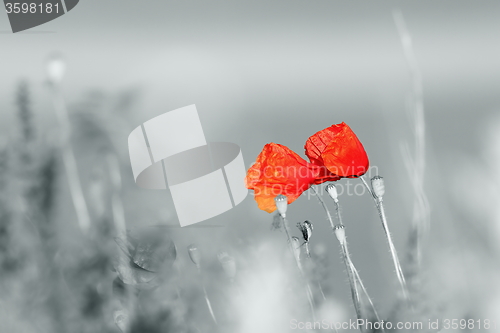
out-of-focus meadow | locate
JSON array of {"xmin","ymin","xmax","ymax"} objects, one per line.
[{"xmin": 0, "ymin": 1, "xmax": 500, "ymax": 332}]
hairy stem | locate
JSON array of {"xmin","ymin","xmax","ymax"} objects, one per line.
[
  {"xmin": 313, "ymin": 186, "xmax": 381, "ymax": 331},
  {"xmin": 377, "ymin": 198, "xmax": 410, "ymax": 302},
  {"xmin": 360, "ymin": 177, "xmax": 410, "ymax": 302},
  {"xmin": 282, "ymin": 216, "xmax": 317, "ymax": 323},
  {"xmin": 311, "ymin": 186, "xmax": 335, "ymax": 228}
]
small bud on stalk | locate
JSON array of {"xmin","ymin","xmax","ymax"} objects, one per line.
[
  {"xmin": 274, "ymin": 194, "xmax": 288, "ymax": 217},
  {"xmin": 188, "ymin": 244, "xmax": 201, "ymax": 269},
  {"xmin": 297, "ymin": 220, "xmax": 313, "ymax": 243},
  {"xmin": 334, "ymin": 225, "xmax": 346, "ymax": 245},
  {"xmin": 325, "ymin": 184, "xmax": 339, "ymax": 203},
  {"xmin": 371, "ymin": 176, "xmax": 385, "ymax": 200}
]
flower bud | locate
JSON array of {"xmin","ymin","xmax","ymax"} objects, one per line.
[
  {"xmin": 297, "ymin": 220, "xmax": 313, "ymax": 243},
  {"xmin": 47, "ymin": 54, "xmax": 66, "ymax": 84},
  {"xmin": 325, "ymin": 184, "xmax": 339, "ymax": 202},
  {"xmin": 217, "ymin": 252, "xmax": 236, "ymax": 280},
  {"xmin": 274, "ymin": 194, "xmax": 288, "ymax": 217},
  {"xmin": 371, "ymin": 176, "xmax": 385, "ymax": 199},
  {"xmin": 188, "ymin": 244, "xmax": 201, "ymax": 268},
  {"xmin": 291, "ymin": 236, "xmax": 301, "ymax": 262},
  {"xmin": 334, "ymin": 225, "xmax": 346, "ymax": 245}
]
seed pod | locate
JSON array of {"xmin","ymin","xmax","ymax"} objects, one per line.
[
  {"xmin": 291, "ymin": 236, "xmax": 302, "ymax": 262},
  {"xmin": 274, "ymin": 194, "xmax": 288, "ymax": 217},
  {"xmin": 326, "ymin": 184, "xmax": 339, "ymax": 202},
  {"xmin": 334, "ymin": 225, "xmax": 346, "ymax": 245},
  {"xmin": 217, "ymin": 252, "xmax": 237, "ymax": 280},
  {"xmin": 371, "ymin": 176, "xmax": 385, "ymax": 199},
  {"xmin": 188, "ymin": 244, "xmax": 201, "ymax": 268}
]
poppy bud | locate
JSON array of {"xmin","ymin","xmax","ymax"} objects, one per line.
[
  {"xmin": 297, "ymin": 220, "xmax": 313, "ymax": 243},
  {"xmin": 334, "ymin": 225, "xmax": 346, "ymax": 245},
  {"xmin": 218, "ymin": 252, "xmax": 237, "ymax": 280},
  {"xmin": 47, "ymin": 54, "xmax": 66, "ymax": 84},
  {"xmin": 371, "ymin": 176, "xmax": 385, "ymax": 199},
  {"xmin": 325, "ymin": 184, "xmax": 339, "ymax": 202},
  {"xmin": 291, "ymin": 236, "xmax": 301, "ymax": 262},
  {"xmin": 274, "ymin": 194, "xmax": 288, "ymax": 217},
  {"xmin": 188, "ymin": 244, "xmax": 201, "ymax": 268}
]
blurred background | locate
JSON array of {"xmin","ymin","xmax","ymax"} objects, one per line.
[{"xmin": 0, "ymin": 1, "xmax": 499, "ymax": 332}]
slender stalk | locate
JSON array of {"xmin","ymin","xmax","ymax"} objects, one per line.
[
  {"xmin": 304, "ymin": 243, "xmax": 311, "ymax": 258},
  {"xmin": 360, "ymin": 177, "xmax": 410, "ymax": 302},
  {"xmin": 198, "ymin": 267, "xmax": 218, "ymax": 325},
  {"xmin": 317, "ymin": 281, "xmax": 327, "ymax": 301},
  {"xmin": 311, "ymin": 186, "xmax": 335, "ymax": 228},
  {"xmin": 377, "ymin": 198, "xmax": 409, "ymax": 301},
  {"xmin": 360, "ymin": 176, "xmax": 376, "ymax": 200},
  {"xmin": 393, "ymin": 9, "xmax": 430, "ymax": 286},
  {"xmin": 339, "ymin": 240, "xmax": 363, "ymax": 324},
  {"xmin": 348, "ymin": 254, "xmax": 384, "ymax": 329},
  {"xmin": 313, "ymin": 186, "xmax": 381, "ymax": 330},
  {"xmin": 333, "ymin": 200, "xmax": 344, "ymax": 227},
  {"xmin": 282, "ymin": 216, "xmax": 317, "ymax": 323},
  {"xmin": 107, "ymin": 155, "xmax": 127, "ymax": 238},
  {"xmin": 50, "ymin": 83, "xmax": 91, "ymax": 233}
]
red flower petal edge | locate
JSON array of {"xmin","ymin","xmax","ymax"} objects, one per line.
[
  {"xmin": 305, "ymin": 122, "xmax": 369, "ymax": 178},
  {"xmin": 245, "ymin": 143, "xmax": 329, "ymax": 213}
]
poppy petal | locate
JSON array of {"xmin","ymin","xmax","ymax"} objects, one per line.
[
  {"xmin": 245, "ymin": 143, "xmax": 320, "ymax": 213},
  {"xmin": 305, "ymin": 122, "xmax": 369, "ymax": 178}
]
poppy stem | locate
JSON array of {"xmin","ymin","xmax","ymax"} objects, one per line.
[
  {"xmin": 377, "ymin": 199, "xmax": 410, "ymax": 302},
  {"xmin": 282, "ymin": 216, "xmax": 318, "ymax": 323},
  {"xmin": 339, "ymin": 238, "xmax": 364, "ymax": 326},
  {"xmin": 198, "ymin": 267, "xmax": 218, "ymax": 325},
  {"xmin": 304, "ymin": 243, "xmax": 311, "ymax": 258},
  {"xmin": 359, "ymin": 177, "xmax": 411, "ymax": 302},
  {"xmin": 311, "ymin": 186, "xmax": 335, "ymax": 229},
  {"xmin": 341, "ymin": 241, "xmax": 385, "ymax": 333},
  {"xmin": 49, "ymin": 82, "xmax": 91, "ymax": 234},
  {"xmin": 348, "ymin": 253, "xmax": 385, "ymax": 333},
  {"xmin": 313, "ymin": 186, "xmax": 381, "ymax": 330},
  {"xmin": 360, "ymin": 176, "xmax": 376, "ymax": 200}
]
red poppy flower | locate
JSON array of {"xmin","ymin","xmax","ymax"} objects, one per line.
[
  {"xmin": 245, "ymin": 143, "xmax": 336, "ymax": 213},
  {"xmin": 305, "ymin": 122, "xmax": 369, "ymax": 178}
]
